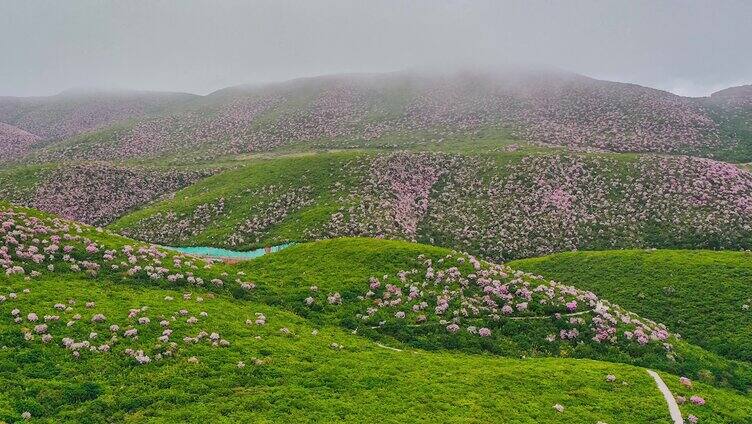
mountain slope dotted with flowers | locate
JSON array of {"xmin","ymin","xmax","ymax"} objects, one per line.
[
  {"xmin": 98, "ymin": 149, "xmax": 752, "ymax": 262},
  {"xmin": 3, "ymin": 70, "xmax": 752, "ymax": 164}
]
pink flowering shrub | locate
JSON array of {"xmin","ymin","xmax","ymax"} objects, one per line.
[
  {"xmin": 0, "ymin": 122, "xmax": 41, "ymax": 161},
  {"xmin": 354, "ymin": 252, "xmax": 672, "ymax": 352},
  {"xmin": 27, "ymin": 164, "xmax": 212, "ymax": 226}
]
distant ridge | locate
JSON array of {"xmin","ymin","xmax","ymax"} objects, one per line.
[{"xmin": 0, "ymin": 68, "xmax": 750, "ymax": 163}]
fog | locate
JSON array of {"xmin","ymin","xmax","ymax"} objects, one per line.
[{"xmin": 1, "ymin": 0, "xmax": 750, "ymax": 97}]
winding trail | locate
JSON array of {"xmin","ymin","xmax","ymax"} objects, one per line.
[
  {"xmin": 507, "ymin": 309, "xmax": 593, "ymax": 320},
  {"xmin": 646, "ymin": 369, "xmax": 684, "ymax": 424},
  {"xmin": 374, "ymin": 342, "xmax": 403, "ymax": 352}
]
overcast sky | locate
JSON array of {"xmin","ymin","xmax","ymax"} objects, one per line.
[{"xmin": 1, "ymin": 0, "xmax": 750, "ymax": 97}]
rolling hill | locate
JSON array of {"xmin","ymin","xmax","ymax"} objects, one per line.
[
  {"xmin": 1, "ymin": 203, "xmax": 751, "ymax": 422},
  {"xmin": 511, "ymin": 249, "xmax": 752, "ymax": 365},
  {"xmin": 0, "ymin": 88, "xmax": 197, "ymax": 153},
  {"xmin": 3, "ymin": 147, "xmax": 752, "ymax": 262},
  {"xmin": 93, "ymin": 149, "xmax": 752, "ymax": 262}
]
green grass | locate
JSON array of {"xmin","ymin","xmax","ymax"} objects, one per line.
[
  {"xmin": 4, "ymin": 203, "xmax": 752, "ymax": 422},
  {"xmin": 0, "ymin": 262, "xmax": 679, "ymax": 423},
  {"xmin": 237, "ymin": 239, "xmax": 752, "ymax": 392},
  {"xmin": 704, "ymin": 105, "xmax": 752, "ymax": 163},
  {"xmin": 0, "ymin": 163, "xmax": 53, "ymax": 204},
  {"xmin": 511, "ymin": 249, "xmax": 752, "ymax": 366}
]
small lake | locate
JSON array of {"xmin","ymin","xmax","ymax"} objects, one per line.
[{"xmin": 165, "ymin": 243, "xmax": 293, "ymax": 260}]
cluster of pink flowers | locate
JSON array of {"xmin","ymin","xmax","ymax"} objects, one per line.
[
  {"xmin": 316, "ymin": 251, "xmax": 673, "ymax": 350},
  {"xmin": 673, "ymin": 377, "xmax": 707, "ymax": 423},
  {"xmin": 311, "ymin": 153, "xmax": 448, "ymax": 241},
  {"xmin": 302, "ymin": 152, "xmax": 752, "ymax": 261},
  {"xmin": 0, "ymin": 122, "xmax": 41, "ymax": 161},
  {"xmin": 13, "ymin": 163, "xmax": 212, "ymax": 226},
  {"xmin": 120, "ymin": 198, "xmax": 226, "ymax": 244},
  {"xmin": 0, "ymin": 206, "xmax": 236, "ymax": 289}
]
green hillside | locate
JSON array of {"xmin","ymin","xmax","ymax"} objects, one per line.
[
  {"xmin": 511, "ymin": 250, "xmax": 752, "ymax": 367},
  {"xmin": 2, "ymin": 203, "xmax": 752, "ymax": 422},
  {"xmin": 105, "ymin": 149, "xmax": 752, "ymax": 263}
]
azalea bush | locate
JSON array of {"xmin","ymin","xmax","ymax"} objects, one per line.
[{"xmin": 0, "ymin": 163, "xmax": 213, "ymax": 226}]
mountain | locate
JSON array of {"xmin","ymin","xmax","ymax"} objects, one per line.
[{"xmin": 2, "ymin": 69, "xmax": 749, "ymax": 163}]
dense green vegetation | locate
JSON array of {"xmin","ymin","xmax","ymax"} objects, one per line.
[
  {"xmin": 5, "ymin": 274, "xmax": 690, "ymax": 423},
  {"xmin": 2, "ymin": 199, "xmax": 752, "ymax": 422},
  {"xmin": 511, "ymin": 250, "xmax": 752, "ymax": 366}
]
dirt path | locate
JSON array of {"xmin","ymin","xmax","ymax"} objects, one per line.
[
  {"xmin": 374, "ymin": 342, "xmax": 403, "ymax": 352},
  {"xmin": 646, "ymin": 369, "xmax": 684, "ymax": 424}
]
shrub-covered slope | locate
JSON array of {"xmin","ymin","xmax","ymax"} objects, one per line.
[
  {"xmin": 0, "ymin": 163, "xmax": 214, "ymax": 226},
  {"xmin": 109, "ymin": 150, "xmax": 752, "ymax": 261},
  {"xmin": 0, "ymin": 122, "xmax": 41, "ymax": 160},
  {"xmin": 0, "ymin": 205, "xmax": 671, "ymax": 422},
  {"xmin": 2, "ymin": 274, "xmax": 682, "ymax": 423},
  {"xmin": 8, "ymin": 69, "xmax": 750, "ymax": 163},
  {"xmin": 511, "ymin": 249, "xmax": 752, "ymax": 366},
  {"xmin": 0, "ymin": 89, "xmax": 196, "ymax": 144}
]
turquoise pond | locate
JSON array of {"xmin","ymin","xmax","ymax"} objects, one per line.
[{"xmin": 165, "ymin": 243, "xmax": 293, "ymax": 259}]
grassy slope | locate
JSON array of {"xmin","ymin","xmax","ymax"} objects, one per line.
[
  {"xmin": 511, "ymin": 250, "xmax": 752, "ymax": 366},
  {"xmin": 704, "ymin": 102, "xmax": 752, "ymax": 163},
  {"xmin": 108, "ymin": 152, "xmax": 364, "ymax": 247},
  {"xmin": 0, "ymin": 164, "xmax": 53, "ymax": 204},
  {"xmin": 237, "ymin": 239, "xmax": 752, "ymax": 391},
  {"xmin": 0, "ymin": 249, "xmax": 681, "ymax": 423},
  {"xmin": 3, "ymin": 204, "xmax": 752, "ymax": 421}
]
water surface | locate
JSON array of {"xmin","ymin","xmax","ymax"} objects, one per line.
[{"xmin": 166, "ymin": 243, "xmax": 292, "ymax": 260}]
